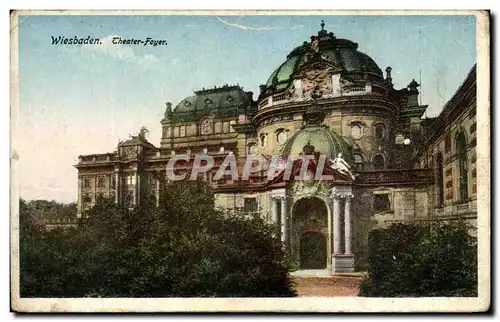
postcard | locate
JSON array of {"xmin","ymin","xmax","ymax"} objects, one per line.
[{"xmin": 10, "ymin": 10, "xmax": 490, "ymax": 313}]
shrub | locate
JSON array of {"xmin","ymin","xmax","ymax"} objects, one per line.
[
  {"xmin": 19, "ymin": 180, "xmax": 296, "ymax": 297},
  {"xmin": 360, "ymin": 221, "xmax": 477, "ymax": 297}
]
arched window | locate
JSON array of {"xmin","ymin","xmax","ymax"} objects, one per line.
[
  {"xmin": 436, "ymin": 152, "xmax": 444, "ymax": 207},
  {"xmin": 260, "ymin": 133, "xmax": 267, "ymax": 147},
  {"xmin": 354, "ymin": 154, "xmax": 363, "ymax": 163},
  {"xmin": 374, "ymin": 124, "xmax": 385, "ymax": 140},
  {"xmin": 350, "ymin": 124, "xmax": 363, "ymax": 139},
  {"xmin": 373, "ymin": 154, "xmax": 385, "ymax": 170},
  {"xmin": 456, "ymin": 132, "xmax": 468, "ymax": 202},
  {"xmin": 353, "ymin": 153, "xmax": 364, "ymax": 169}
]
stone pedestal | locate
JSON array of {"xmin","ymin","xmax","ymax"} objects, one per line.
[{"xmin": 332, "ymin": 254, "xmax": 355, "ymax": 273}]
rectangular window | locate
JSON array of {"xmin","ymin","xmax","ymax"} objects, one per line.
[
  {"xmin": 243, "ymin": 198, "xmax": 258, "ymax": 215},
  {"xmin": 444, "ymin": 133, "xmax": 451, "ymax": 153},
  {"xmin": 373, "ymin": 194, "xmax": 391, "ymax": 212},
  {"xmin": 223, "ymin": 122, "xmax": 230, "ymax": 133},
  {"xmin": 97, "ymin": 193, "xmax": 105, "ymax": 202},
  {"xmin": 83, "ymin": 178, "xmax": 90, "ymax": 188},
  {"xmin": 149, "ymin": 173, "xmax": 157, "ymax": 186},
  {"xmin": 97, "ymin": 176, "xmax": 105, "ymax": 188},
  {"xmin": 126, "ymin": 175, "xmax": 136, "ymax": 185},
  {"xmin": 229, "ymin": 120, "xmax": 236, "ymax": 133},
  {"xmin": 82, "ymin": 194, "xmax": 92, "ymax": 210},
  {"xmin": 469, "ymin": 123, "xmax": 476, "ymax": 134}
]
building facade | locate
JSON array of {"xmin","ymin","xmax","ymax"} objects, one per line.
[
  {"xmin": 415, "ymin": 65, "xmax": 477, "ymax": 224},
  {"xmin": 75, "ymin": 23, "xmax": 476, "ymax": 273}
]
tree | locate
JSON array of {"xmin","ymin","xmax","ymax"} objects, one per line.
[
  {"xmin": 360, "ymin": 221, "xmax": 477, "ymax": 297},
  {"xmin": 19, "ymin": 180, "xmax": 296, "ymax": 297}
]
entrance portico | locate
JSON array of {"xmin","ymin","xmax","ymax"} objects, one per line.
[{"xmin": 270, "ymin": 183, "xmax": 355, "ymax": 274}]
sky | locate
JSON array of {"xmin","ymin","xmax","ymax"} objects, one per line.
[{"xmin": 15, "ymin": 14, "xmax": 476, "ymax": 203}]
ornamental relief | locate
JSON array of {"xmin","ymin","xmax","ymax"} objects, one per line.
[
  {"xmin": 297, "ymin": 58, "xmax": 342, "ymax": 101},
  {"xmin": 260, "ymin": 114, "xmax": 293, "ymax": 126},
  {"xmin": 123, "ymin": 146, "xmax": 138, "ymax": 158},
  {"xmin": 300, "ymin": 67, "xmax": 335, "ymax": 100},
  {"xmin": 291, "ymin": 179, "xmax": 331, "ymax": 202},
  {"xmin": 200, "ymin": 117, "xmax": 214, "ymax": 135}
]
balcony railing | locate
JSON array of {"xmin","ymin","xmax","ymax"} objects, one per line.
[
  {"xmin": 79, "ymin": 154, "xmax": 114, "ymax": 164},
  {"xmin": 209, "ymin": 167, "xmax": 434, "ymax": 191},
  {"xmin": 355, "ymin": 168, "xmax": 434, "ymax": 186}
]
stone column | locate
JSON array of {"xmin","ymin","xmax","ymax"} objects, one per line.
[
  {"xmin": 155, "ymin": 172, "xmax": 161, "ymax": 207},
  {"xmin": 136, "ymin": 171, "xmax": 140, "ymax": 204},
  {"xmin": 333, "ymin": 195, "xmax": 341, "ymax": 255},
  {"xmin": 280, "ymin": 197, "xmax": 288, "ymax": 247},
  {"xmin": 327, "ymin": 197, "xmax": 333, "ymax": 269},
  {"xmin": 133, "ymin": 169, "xmax": 138, "ymax": 205},
  {"xmin": 77, "ymin": 175, "xmax": 83, "ymax": 218},
  {"xmin": 344, "ymin": 195, "xmax": 353, "ymax": 255},
  {"xmin": 114, "ymin": 169, "xmax": 120, "ymax": 204},
  {"xmin": 272, "ymin": 197, "xmax": 279, "ymax": 224}
]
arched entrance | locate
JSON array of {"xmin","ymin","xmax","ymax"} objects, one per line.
[{"xmin": 291, "ymin": 197, "xmax": 329, "ymax": 270}]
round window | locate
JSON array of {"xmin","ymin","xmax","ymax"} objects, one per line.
[{"xmin": 248, "ymin": 144, "xmax": 258, "ymax": 155}]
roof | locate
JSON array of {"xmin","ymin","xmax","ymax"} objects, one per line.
[{"xmin": 169, "ymin": 85, "xmax": 256, "ymax": 123}]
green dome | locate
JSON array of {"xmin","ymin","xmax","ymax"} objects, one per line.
[
  {"xmin": 281, "ymin": 125, "xmax": 353, "ymax": 163},
  {"xmin": 260, "ymin": 24, "xmax": 383, "ymax": 99},
  {"xmin": 170, "ymin": 85, "xmax": 255, "ymax": 123}
]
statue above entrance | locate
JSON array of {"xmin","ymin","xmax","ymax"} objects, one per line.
[{"xmin": 330, "ymin": 153, "xmax": 356, "ymax": 180}]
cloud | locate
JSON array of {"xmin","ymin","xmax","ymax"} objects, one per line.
[
  {"xmin": 83, "ymin": 35, "xmax": 160, "ymax": 69},
  {"xmin": 216, "ymin": 17, "xmax": 303, "ymax": 31}
]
